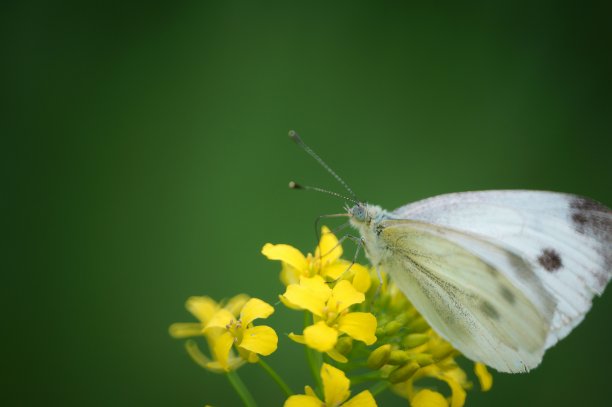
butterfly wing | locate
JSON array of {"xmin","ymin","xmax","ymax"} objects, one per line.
[
  {"xmin": 391, "ymin": 190, "xmax": 612, "ymax": 348},
  {"xmin": 378, "ymin": 219, "xmax": 557, "ymax": 372}
]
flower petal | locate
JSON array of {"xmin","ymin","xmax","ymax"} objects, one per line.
[
  {"xmin": 474, "ymin": 362, "xmax": 493, "ymax": 392},
  {"xmin": 224, "ymin": 294, "xmax": 250, "ymax": 316},
  {"xmin": 282, "ymin": 276, "xmax": 331, "ymax": 317},
  {"xmin": 288, "ymin": 333, "xmax": 306, "ymax": 345},
  {"xmin": 184, "ymin": 340, "xmax": 245, "ymax": 373},
  {"xmin": 330, "ymin": 280, "xmax": 365, "ymax": 313},
  {"xmin": 343, "ymin": 390, "xmax": 378, "ymax": 407},
  {"xmin": 321, "ymin": 261, "xmax": 350, "ymax": 280},
  {"xmin": 320, "ymin": 363, "xmax": 350, "ymax": 406},
  {"xmin": 205, "ymin": 359, "xmax": 244, "ymax": 373},
  {"xmin": 304, "ymin": 386, "xmax": 317, "ymax": 398},
  {"xmin": 304, "ymin": 321, "xmax": 338, "ymax": 352},
  {"xmin": 338, "ymin": 312, "xmax": 377, "ymax": 345},
  {"xmin": 262, "ymin": 243, "xmax": 308, "ymax": 271},
  {"xmin": 237, "ymin": 346, "xmax": 259, "ymax": 363},
  {"xmin": 240, "ymin": 298, "xmax": 274, "ymax": 326},
  {"xmin": 437, "ymin": 371, "xmax": 466, "ymax": 407},
  {"xmin": 315, "ymin": 226, "xmax": 343, "ymax": 264},
  {"xmin": 168, "ymin": 322, "xmax": 203, "ymax": 338},
  {"xmin": 283, "ymin": 395, "xmax": 322, "ymax": 407},
  {"xmin": 351, "ymin": 264, "xmax": 372, "ymax": 293},
  {"xmin": 204, "ymin": 309, "xmax": 234, "ymax": 331},
  {"xmin": 279, "ymin": 294, "xmax": 302, "ymax": 310},
  {"xmin": 211, "ymin": 331, "xmax": 234, "ymax": 371},
  {"xmin": 446, "ymin": 365, "xmax": 469, "ymax": 386},
  {"xmin": 326, "ymin": 348, "xmax": 348, "ymax": 363},
  {"xmin": 186, "ymin": 296, "xmax": 218, "ymax": 323},
  {"xmin": 280, "ymin": 264, "xmax": 301, "ymax": 286},
  {"xmin": 239, "ymin": 325, "xmax": 278, "ymax": 356},
  {"xmin": 412, "ymin": 389, "xmax": 448, "ymax": 407}
]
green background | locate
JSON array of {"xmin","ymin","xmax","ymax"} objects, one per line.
[{"xmin": 5, "ymin": 1, "xmax": 611, "ymax": 406}]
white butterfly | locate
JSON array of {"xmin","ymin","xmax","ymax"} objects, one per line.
[{"xmin": 289, "ymin": 131, "xmax": 611, "ymax": 373}]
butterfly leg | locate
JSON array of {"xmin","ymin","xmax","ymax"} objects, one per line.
[
  {"xmin": 313, "ymin": 213, "xmax": 350, "ymax": 242},
  {"xmin": 322, "ymin": 235, "xmax": 364, "ymax": 284},
  {"xmin": 313, "ymin": 213, "xmax": 351, "ymax": 274},
  {"xmin": 343, "ymin": 234, "xmax": 364, "ymax": 278}
]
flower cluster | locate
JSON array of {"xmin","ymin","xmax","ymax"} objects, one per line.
[
  {"xmin": 170, "ymin": 226, "xmax": 493, "ymax": 406},
  {"xmin": 264, "ymin": 227, "xmax": 376, "ymax": 358}
]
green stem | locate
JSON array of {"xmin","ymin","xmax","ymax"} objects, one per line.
[
  {"xmin": 304, "ymin": 312, "xmax": 323, "ymax": 398},
  {"xmin": 258, "ymin": 359, "xmax": 294, "ymax": 397},
  {"xmin": 369, "ymin": 380, "xmax": 391, "ymax": 397},
  {"xmin": 226, "ymin": 370, "xmax": 258, "ymax": 407},
  {"xmin": 349, "ymin": 372, "xmax": 382, "ymax": 386}
]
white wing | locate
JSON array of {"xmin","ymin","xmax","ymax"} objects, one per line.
[
  {"xmin": 379, "ymin": 220, "xmax": 557, "ymax": 372},
  {"xmin": 391, "ymin": 190, "xmax": 612, "ymax": 349}
]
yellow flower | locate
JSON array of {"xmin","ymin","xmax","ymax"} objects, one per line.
[
  {"xmin": 281, "ymin": 275, "xmax": 377, "ymax": 362},
  {"xmin": 284, "ymin": 363, "xmax": 377, "ymax": 407},
  {"xmin": 169, "ymin": 294, "xmax": 249, "ymax": 337},
  {"xmin": 262, "ymin": 226, "xmax": 371, "ymax": 291},
  {"xmin": 204, "ymin": 298, "xmax": 278, "ymax": 371},
  {"xmin": 169, "ymin": 295, "xmax": 249, "ymax": 372}
]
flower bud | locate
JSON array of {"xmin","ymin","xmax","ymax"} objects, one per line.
[
  {"xmin": 394, "ymin": 312, "xmax": 412, "ymax": 325},
  {"xmin": 367, "ymin": 344, "xmax": 392, "ymax": 370},
  {"xmin": 402, "ymin": 333, "xmax": 430, "ymax": 349},
  {"xmin": 388, "ymin": 361, "xmax": 420, "ymax": 383},
  {"xmin": 335, "ymin": 336, "xmax": 353, "ymax": 355},
  {"xmin": 389, "ymin": 350, "xmax": 434, "ymax": 366},
  {"xmin": 375, "ymin": 317, "xmax": 390, "ymax": 337},
  {"xmin": 383, "ymin": 320, "xmax": 403, "ymax": 336},
  {"xmin": 403, "ymin": 307, "xmax": 419, "ymax": 321},
  {"xmin": 406, "ymin": 317, "xmax": 429, "ymax": 333},
  {"xmin": 388, "ymin": 350, "xmax": 410, "ymax": 365},
  {"xmin": 411, "ymin": 353, "xmax": 434, "ymax": 367},
  {"xmin": 430, "ymin": 342, "xmax": 456, "ymax": 361}
]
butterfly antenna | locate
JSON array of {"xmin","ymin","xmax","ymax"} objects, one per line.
[
  {"xmin": 289, "ymin": 130, "xmax": 359, "ymax": 201},
  {"xmin": 289, "ymin": 181, "xmax": 359, "ymax": 205}
]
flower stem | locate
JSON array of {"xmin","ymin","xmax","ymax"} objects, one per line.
[
  {"xmin": 369, "ymin": 380, "xmax": 391, "ymax": 397},
  {"xmin": 258, "ymin": 359, "xmax": 294, "ymax": 397},
  {"xmin": 226, "ymin": 370, "xmax": 258, "ymax": 407},
  {"xmin": 304, "ymin": 312, "xmax": 323, "ymax": 398},
  {"xmin": 349, "ymin": 371, "xmax": 382, "ymax": 386}
]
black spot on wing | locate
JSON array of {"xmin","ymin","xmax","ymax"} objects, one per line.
[
  {"xmin": 570, "ymin": 197, "xmax": 611, "ymax": 212},
  {"xmin": 480, "ymin": 300, "xmax": 500, "ymax": 320},
  {"xmin": 572, "ymin": 212, "xmax": 587, "ymax": 226},
  {"xmin": 569, "ymin": 198, "xmax": 612, "ymax": 281},
  {"xmin": 538, "ymin": 248, "xmax": 562, "ymax": 272},
  {"xmin": 569, "ymin": 197, "xmax": 612, "ymax": 239}
]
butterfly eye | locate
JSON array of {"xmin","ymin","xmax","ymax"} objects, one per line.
[{"xmin": 350, "ymin": 205, "xmax": 367, "ymax": 222}]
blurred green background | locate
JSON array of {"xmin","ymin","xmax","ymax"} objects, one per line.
[{"xmin": 5, "ymin": 1, "xmax": 611, "ymax": 406}]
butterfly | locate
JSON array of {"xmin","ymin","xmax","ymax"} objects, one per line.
[{"xmin": 289, "ymin": 130, "xmax": 611, "ymax": 373}]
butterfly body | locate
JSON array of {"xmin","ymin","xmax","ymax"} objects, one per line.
[{"xmin": 348, "ymin": 191, "xmax": 611, "ymax": 373}]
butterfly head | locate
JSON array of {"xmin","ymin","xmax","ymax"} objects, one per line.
[{"xmin": 348, "ymin": 203, "xmax": 383, "ymax": 226}]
